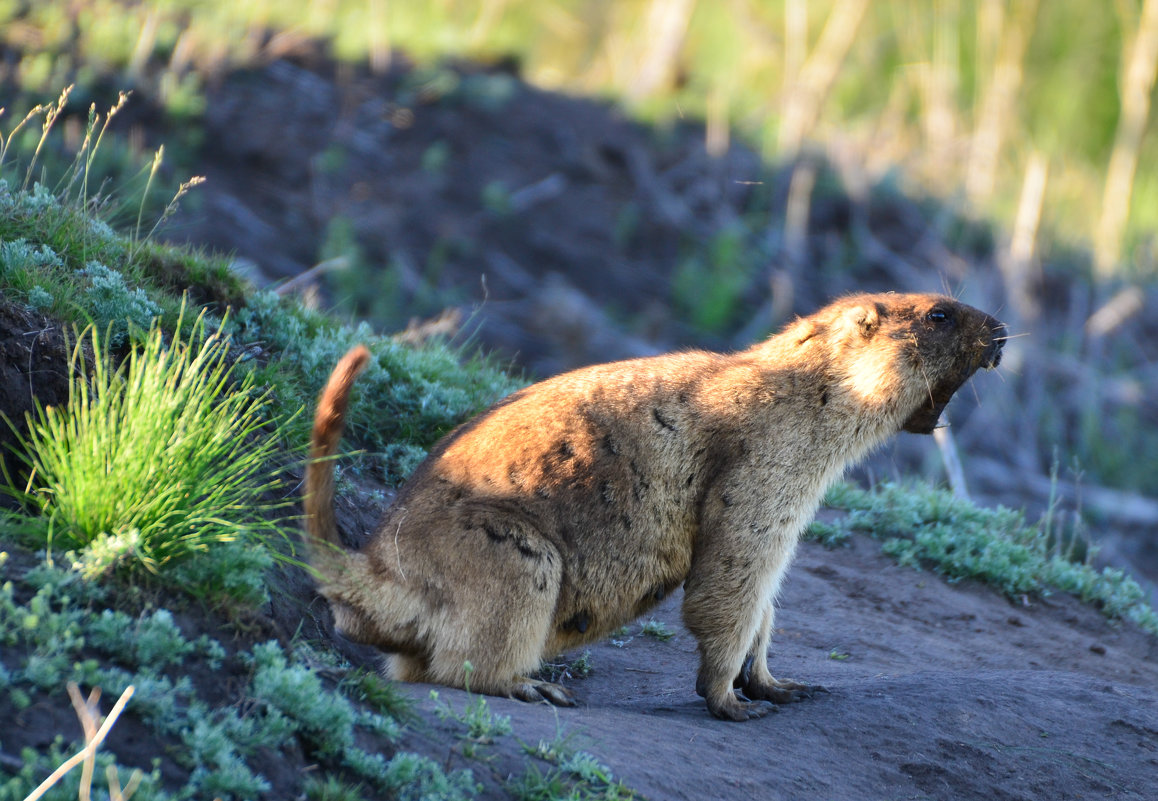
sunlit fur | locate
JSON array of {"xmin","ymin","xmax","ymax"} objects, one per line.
[{"xmin": 304, "ymin": 292, "xmax": 1004, "ymax": 720}]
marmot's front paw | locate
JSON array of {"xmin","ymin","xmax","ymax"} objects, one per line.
[
  {"xmin": 706, "ymin": 692, "xmax": 778, "ymax": 722},
  {"xmin": 740, "ymin": 676, "xmax": 828, "ymax": 705}
]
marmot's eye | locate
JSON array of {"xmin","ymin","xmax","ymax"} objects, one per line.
[{"xmin": 926, "ymin": 309, "xmax": 949, "ymax": 323}]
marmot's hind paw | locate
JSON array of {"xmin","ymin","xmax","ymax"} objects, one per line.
[{"xmin": 510, "ymin": 678, "xmax": 577, "ymax": 707}]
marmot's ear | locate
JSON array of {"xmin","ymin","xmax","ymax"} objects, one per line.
[
  {"xmin": 793, "ymin": 319, "xmax": 820, "ymax": 345},
  {"xmin": 840, "ymin": 304, "xmax": 879, "ymax": 339}
]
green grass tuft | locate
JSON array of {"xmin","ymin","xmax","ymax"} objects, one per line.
[
  {"xmin": 303, "ymin": 775, "xmax": 366, "ymax": 801},
  {"xmin": 1, "ymin": 309, "xmax": 290, "ymax": 603},
  {"xmin": 341, "ymin": 666, "xmax": 416, "ymax": 724}
]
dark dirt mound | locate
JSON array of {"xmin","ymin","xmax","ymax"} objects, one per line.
[
  {"xmin": 0, "ymin": 301, "xmax": 75, "ymax": 494},
  {"xmin": 167, "ymin": 53, "xmax": 991, "ymax": 376}
]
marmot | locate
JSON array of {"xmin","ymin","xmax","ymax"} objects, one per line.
[{"xmin": 305, "ymin": 293, "xmax": 1005, "ymax": 720}]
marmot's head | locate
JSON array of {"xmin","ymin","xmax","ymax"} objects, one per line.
[
  {"xmin": 793, "ymin": 293, "xmax": 1005, "ymax": 434},
  {"xmin": 894, "ymin": 295, "xmax": 1004, "ymax": 433}
]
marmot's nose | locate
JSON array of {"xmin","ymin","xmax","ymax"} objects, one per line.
[{"xmin": 984, "ymin": 319, "xmax": 1007, "ymax": 369}]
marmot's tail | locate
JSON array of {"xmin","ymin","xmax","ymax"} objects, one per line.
[{"xmin": 305, "ymin": 345, "xmax": 371, "ymax": 559}]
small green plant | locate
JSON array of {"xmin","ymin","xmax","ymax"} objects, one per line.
[
  {"xmin": 804, "ymin": 519, "xmax": 850, "ymax": 548},
  {"xmin": 513, "ymin": 735, "xmax": 636, "ymax": 801},
  {"xmin": 86, "ymin": 608, "xmax": 223, "ymax": 672},
  {"xmin": 303, "ymin": 775, "xmax": 365, "ymax": 801},
  {"xmin": 421, "ymin": 140, "xmax": 451, "ymax": 174},
  {"xmin": 80, "ymin": 261, "xmax": 161, "ymax": 344},
  {"xmin": 537, "ymin": 651, "xmax": 593, "ymax": 683},
  {"xmin": 249, "ymin": 641, "xmax": 359, "ymax": 758},
  {"xmin": 670, "ymin": 225, "xmax": 761, "ymax": 335},
  {"xmin": 639, "ymin": 619, "xmax": 674, "ymax": 642},
  {"xmin": 432, "ymin": 662, "xmax": 512, "ymax": 756},
  {"xmin": 1, "ymin": 310, "xmax": 289, "ymax": 602},
  {"xmin": 381, "ymin": 752, "xmax": 479, "ymax": 801},
  {"xmin": 1040, "ymin": 451, "xmax": 1092, "ymax": 564},
  {"xmin": 608, "ymin": 626, "xmax": 632, "ymax": 648},
  {"xmin": 341, "ymin": 667, "xmax": 416, "ymax": 723},
  {"xmin": 481, "ymin": 180, "xmax": 512, "ymax": 216},
  {"xmin": 827, "ymin": 649, "xmax": 851, "ymax": 661}
]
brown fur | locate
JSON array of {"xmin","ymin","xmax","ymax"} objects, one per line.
[{"xmin": 305, "ymin": 293, "xmax": 1005, "ymax": 720}]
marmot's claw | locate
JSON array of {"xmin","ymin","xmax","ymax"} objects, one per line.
[
  {"xmin": 740, "ymin": 677, "xmax": 827, "ymax": 704},
  {"xmin": 708, "ymin": 693, "xmax": 778, "ymax": 722},
  {"xmin": 535, "ymin": 681, "xmax": 577, "ymax": 707}
]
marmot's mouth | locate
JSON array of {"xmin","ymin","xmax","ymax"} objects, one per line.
[
  {"xmin": 902, "ymin": 366, "xmax": 976, "ymax": 434},
  {"xmin": 904, "ymin": 370, "xmax": 978, "ymax": 432},
  {"xmin": 901, "ymin": 399, "xmax": 949, "ymax": 435},
  {"xmin": 902, "ymin": 328, "xmax": 1005, "ymax": 435}
]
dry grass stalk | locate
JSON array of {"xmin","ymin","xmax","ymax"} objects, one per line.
[
  {"xmin": 1094, "ymin": 0, "xmax": 1158, "ymax": 277},
  {"xmin": 783, "ymin": 160, "xmax": 816, "ymax": 258},
  {"xmin": 778, "ymin": 0, "xmax": 870, "ymax": 155},
  {"xmin": 934, "ymin": 426, "xmax": 970, "ymax": 500},
  {"xmin": 999, "ymin": 150, "xmax": 1049, "ymax": 365},
  {"xmin": 965, "ymin": 0, "xmax": 1039, "ymax": 206},
  {"xmin": 25, "ymin": 683, "xmax": 138, "ymax": 801},
  {"xmin": 629, "ymin": 0, "xmax": 695, "ymax": 99},
  {"xmin": 1085, "ymin": 286, "xmax": 1145, "ymax": 338},
  {"xmin": 369, "ymin": 0, "xmax": 391, "ymax": 74},
  {"xmin": 275, "ymin": 255, "xmax": 351, "ymax": 297},
  {"xmin": 127, "ymin": 10, "xmax": 160, "ymax": 81},
  {"xmin": 920, "ymin": 0, "xmax": 961, "ymax": 157},
  {"xmin": 784, "ymin": 0, "xmax": 807, "ymax": 92},
  {"xmin": 705, "ymin": 88, "xmax": 730, "ymax": 157},
  {"xmin": 769, "ymin": 160, "xmax": 818, "ymax": 326},
  {"xmin": 395, "ymin": 307, "xmax": 464, "ymax": 346}
]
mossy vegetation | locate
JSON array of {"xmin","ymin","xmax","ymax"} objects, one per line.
[
  {"xmin": 810, "ymin": 481, "xmax": 1158, "ymax": 636},
  {"xmin": 0, "ymin": 559, "xmax": 475, "ymax": 801}
]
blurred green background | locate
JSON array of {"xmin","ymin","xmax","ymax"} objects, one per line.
[{"xmin": 3, "ymin": 0, "xmax": 1157, "ymax": 278}]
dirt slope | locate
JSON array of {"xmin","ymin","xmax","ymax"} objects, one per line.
[{"xmin": 404, "ymin": 532, "xmax": 1158, "ymax": 800}]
